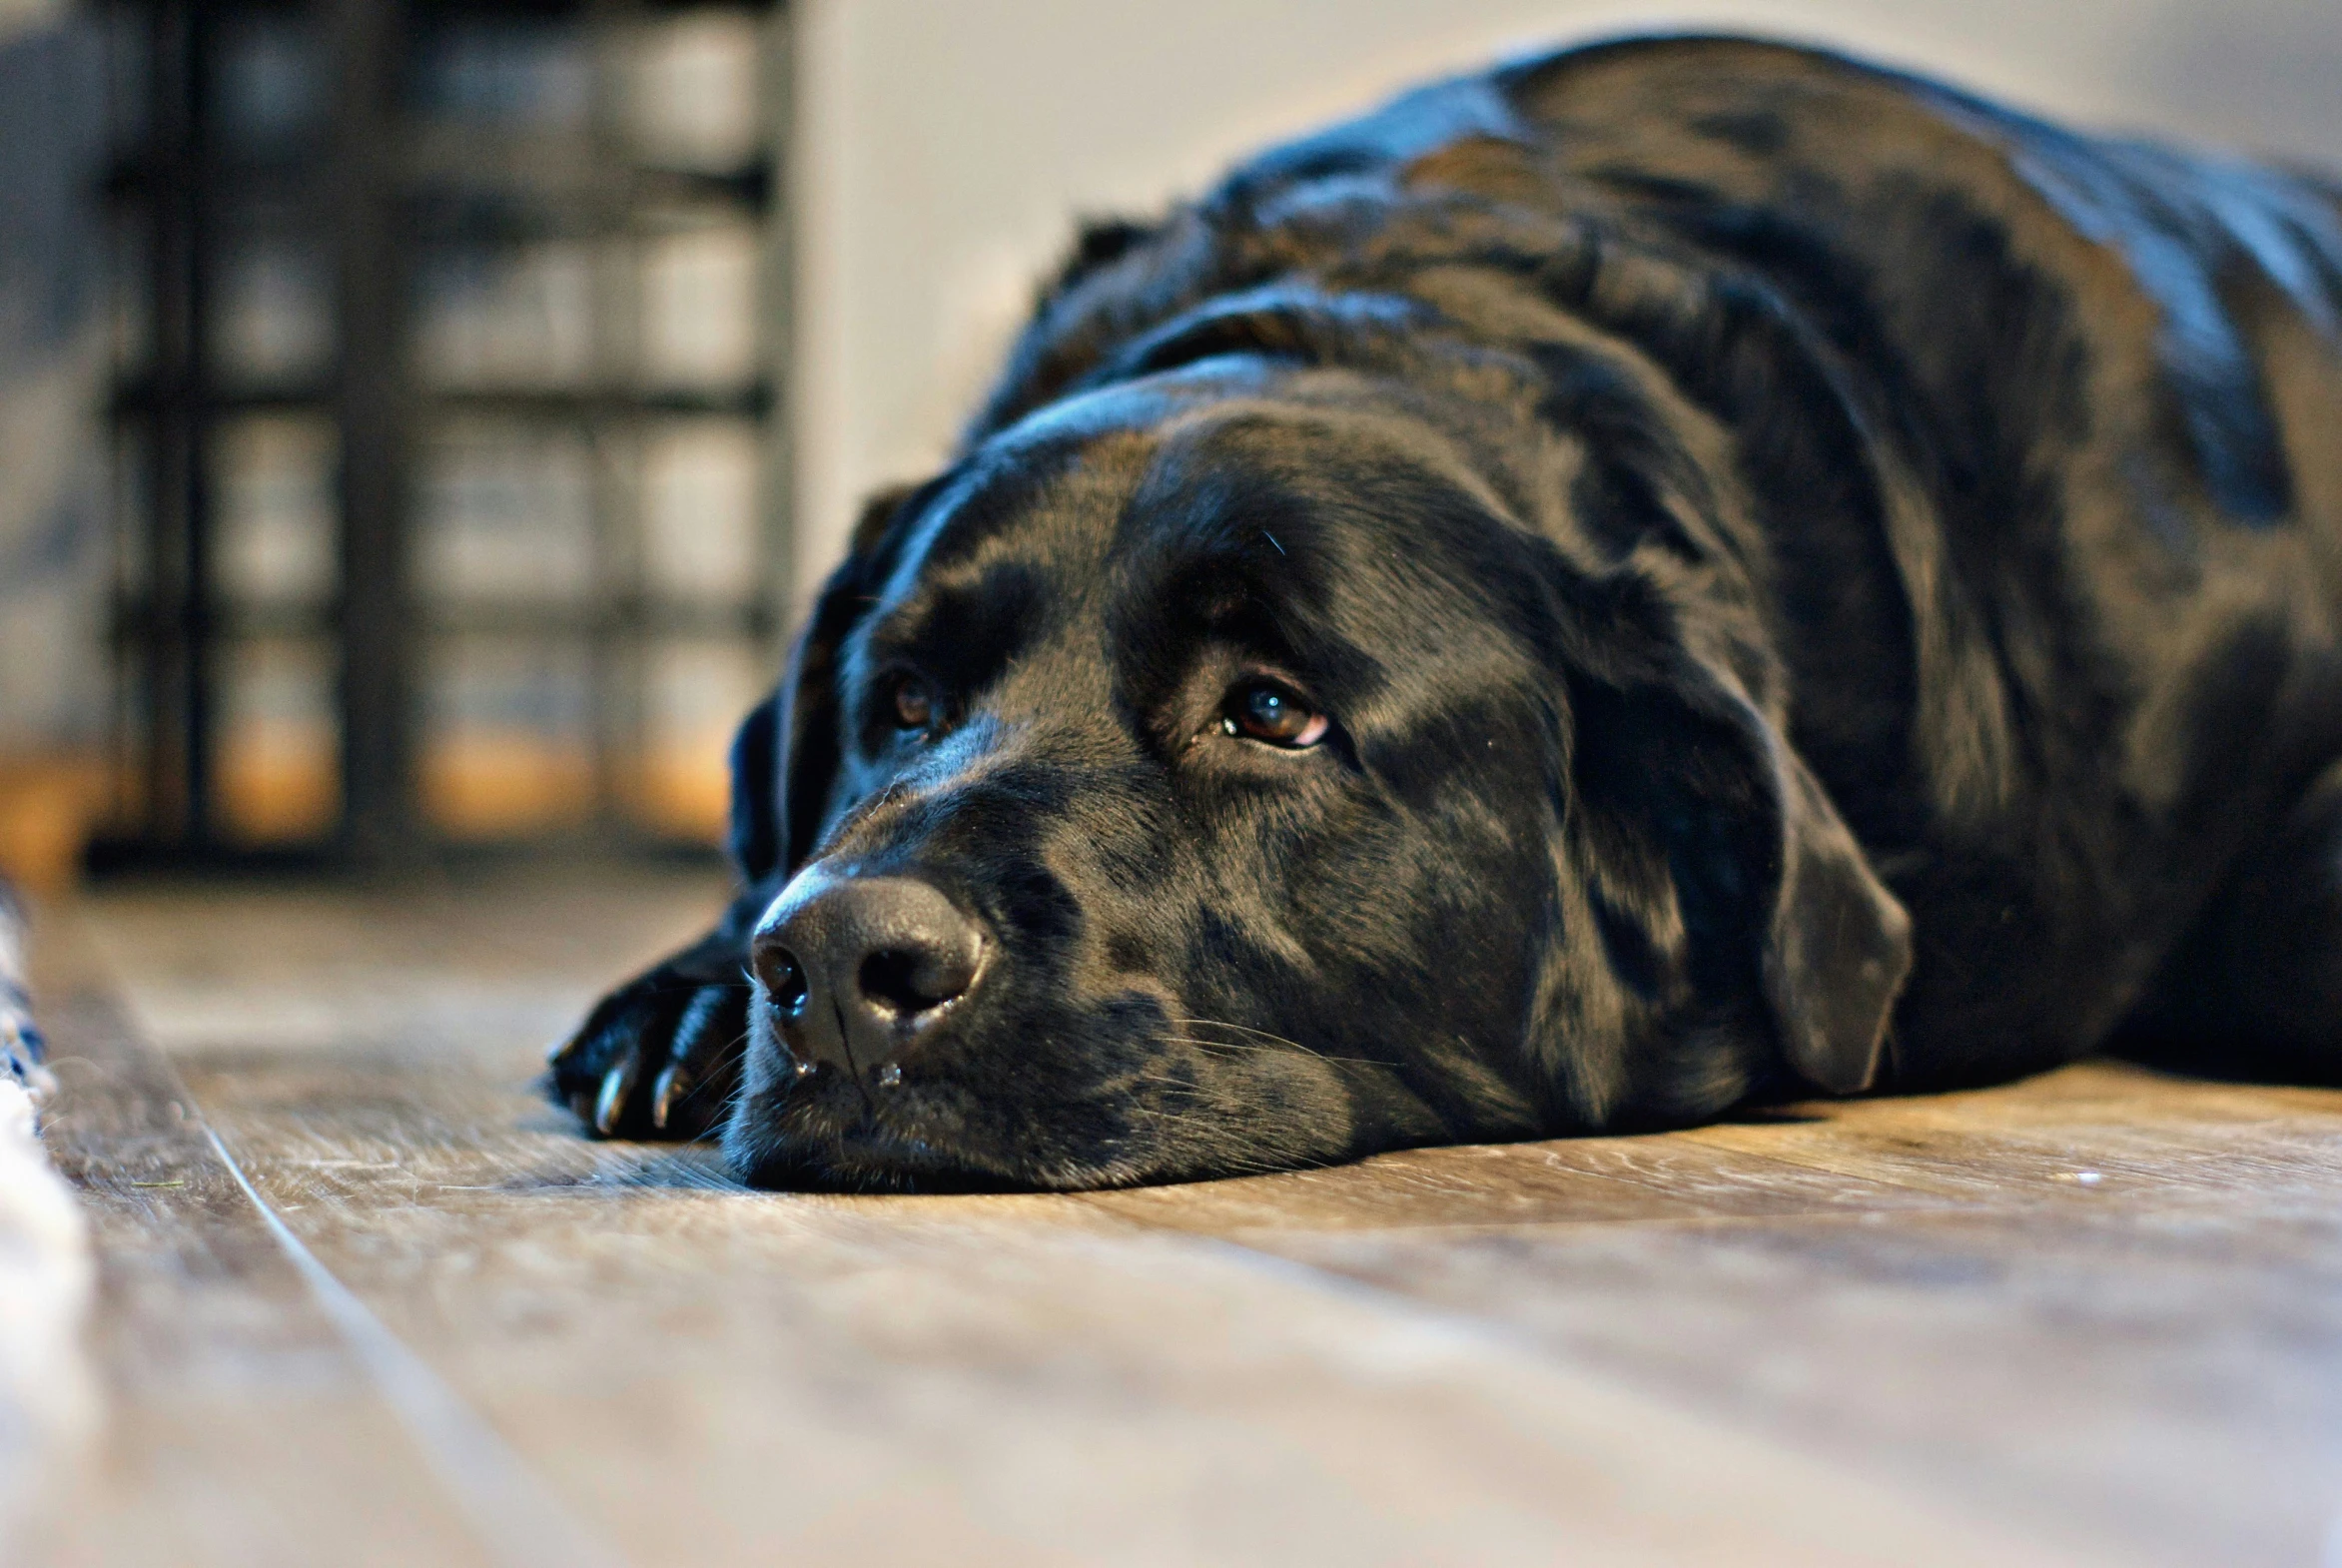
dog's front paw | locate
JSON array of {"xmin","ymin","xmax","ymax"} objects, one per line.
[{"xmin": 549, "ymin": 935, "xmax": 753, "ymax": 1141}]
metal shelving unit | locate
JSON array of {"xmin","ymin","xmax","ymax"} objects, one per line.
[{"xmin": 95, "ymin": 0, "xmax": 789, "ymax": 870}]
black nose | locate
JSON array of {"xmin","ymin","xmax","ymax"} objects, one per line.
[{"xmin": 751, "ymin": 874, "xmax": 987, "ymax": 1082}]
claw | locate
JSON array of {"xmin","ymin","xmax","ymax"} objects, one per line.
[
  {"xmin": 651, "ymin": 1061, "xmax": 690, "ymax": 1131},
  {"xmin": 594, "ymin": 1046, "xmax": 641, "ymax": 1136}
]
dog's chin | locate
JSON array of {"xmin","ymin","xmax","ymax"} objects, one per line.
[
  {"xmin": 716, "ymin": 1064, "xmax": 1156, "ymax": 1193},
  {"xmin": 717, "ymin": 1020, "xmax": 1432, "ymax": 1192},
  {"xmin": 729, "ymin": 1133, "xmax": 1042, "ymax": 1193}
]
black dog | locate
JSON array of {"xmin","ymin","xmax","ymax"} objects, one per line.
[{"xmin": 551, "ymin": 35, "xmax": 2342, "ymax": 1189}]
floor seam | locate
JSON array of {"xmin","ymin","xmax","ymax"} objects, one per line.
[{"xmin": 201, "ymin": 1122, "xmax": 632, "ymax": 1568}]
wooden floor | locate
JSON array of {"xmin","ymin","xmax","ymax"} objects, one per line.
[{"xmin": 23, "ymin": 867, "xmax": 2342, "ymax": 1566}]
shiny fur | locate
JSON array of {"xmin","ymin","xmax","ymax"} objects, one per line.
[{"xmin": 551, "ymin": 36, "xmax": 2342, "ymax": 1188}]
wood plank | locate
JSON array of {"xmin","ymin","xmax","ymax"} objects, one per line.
[
  {"xmin": 1086, "ymin": 1141, "xmax": 1730, "ymax": 1232},
  {"xmin": 1522, "ymin": 1130, "xmax": 1968, "ymax": 1215},
  {"xmin": 29, "ymin": 922, "xmax": 496, "ymax": 1568},
  {"xmin": 172, "ymin": 1031, "xmax": 2085, "ymax": 1568},
  {"xmin": 1088, "ymin": 1133, "xmax": 1959, "ymax": 1236},
  {"xmin": 54, "ymin": 876, "xmax": 2095, "ymax": 1568},
  {"xmin": 70, "ymin": 868, "xmax": 730, "ymax": 1063},
  {"xmin": 1109, "ymin": 1065, "xmax": 2342, "ymax": 1567},
  {"xmin": 53, "ymin": 874, "xmax": 2342, "ymax": 1566},
  {"xmin": 1680, "ymin": 1064, "xmax": 2342, "ymax": 1210},
  {"xmin": 1233, "ymin": 1201, "xmax": 2342, "ymax": 1568}
]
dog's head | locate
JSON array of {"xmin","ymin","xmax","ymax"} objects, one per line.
[{"xmin": 723, "ymin": 290, "xmax": 1909, "ymax": 1189}]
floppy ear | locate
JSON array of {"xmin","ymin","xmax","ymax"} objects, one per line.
[
  {"xmin": 725, "ymin": 482, "xmax": 924, "ymax": 885},
  {"xmin": 1571, "ymin": 654, "xmax": 1911, "ymax": 1098},
  {"xmin": 724, "ymin": 691, "xmax": 782, "ymax": 882},
  {"xmin": 1755, "ymin": 732, "xmax": 1913, "ymax": 1094}
]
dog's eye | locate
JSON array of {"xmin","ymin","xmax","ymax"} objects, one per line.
[
  {"xmin": 1221, "ymin": 681, "xmax": 1328, "ymax": 748},
  {"xmin": 888, "ymin": 675, "xmax": 936, "ymax": 732}
]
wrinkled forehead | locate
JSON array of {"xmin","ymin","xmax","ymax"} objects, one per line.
[
  {"xmin": 872, "ymin": 380, "xmax": 1181, "ymax": 618},
  {"xmin": 869, "ymin": 365, "xmax": 1522, "ymax": 653}
]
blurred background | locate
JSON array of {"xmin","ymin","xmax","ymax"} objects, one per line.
[{"xmin": 0, "ymin": 0, "xmax": 2337, "ymax": 894}]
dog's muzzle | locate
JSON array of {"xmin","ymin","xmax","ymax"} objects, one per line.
[{"xmin": 751, "ymin": 870, "xmax": 989, "ymax": 1090}]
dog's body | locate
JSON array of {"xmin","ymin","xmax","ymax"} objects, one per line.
[{"xmin": 553, "ymin": 36, "xmax": 2342, "ymax": 1188}]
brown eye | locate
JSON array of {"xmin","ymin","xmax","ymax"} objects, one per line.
[
  {"xmin": 890, "ymin": 675, "xmax": 935, "ymax": 732},
  {"xmin": 1221, "ymin": 681, "xmax": 1328, "ymax": 748}
]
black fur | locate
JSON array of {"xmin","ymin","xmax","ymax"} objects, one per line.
[{"xmin": 550, "ymin": 36, "xmax": 2342, "ymax": 1188}]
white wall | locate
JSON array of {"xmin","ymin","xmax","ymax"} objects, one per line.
[
  {"xmin": 0, "ymin": 0, "xmax": 60, "ymax": 46},
  {"xmin": 789, "ymin": 0, "xmax": 2342, "ymax": 610}
]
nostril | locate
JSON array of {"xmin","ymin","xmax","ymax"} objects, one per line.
[
  {"xmin": 755, "ymin": 945, "xmax": 811, "ymax": 1019},
  {"xmin": 858, "ymin": 944, "xmax": 975, "ymax": 1018},
  {"xmin": 760, "ymin": 874, "xmax": 986, "ymax": 1051}
]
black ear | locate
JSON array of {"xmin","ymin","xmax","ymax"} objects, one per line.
[
  {"xmin": 1050, "ymin": 216, "xmax": 1161, "ymax": 294},
  {"xmin": 1754, "ymin": 733, "xmax": 1913, "ymax": 1093},
  {"xmin": 724, "ymin": 691, "xmax": 782, "ymax": 882},
  {"xmin": 725, "ymin": 482, "xmax": 925, "ymax": 886},
  {"xmin": 1572, "ymin": 653, "xmax": 1911, "ymax": 1098}
]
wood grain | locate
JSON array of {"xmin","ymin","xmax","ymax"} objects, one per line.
[
  {"xmin": 30, "ymin": 871, "xmax": 2342, "ymax": 1565},
  {"xmin": 31, "ymin": 927, "xmax": 493, "ymax": 1568}
]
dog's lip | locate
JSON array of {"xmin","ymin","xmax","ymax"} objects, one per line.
[
  {"xmin": 747, "ymin": 1029, "xmax": 1189, "ymax": 1187},
  {"xmin": 757, "ymin": 1111, "xmax": 1030, "ymax": 1189},
  {"xmin": 754, "ymin": 1063, "xmax": 1163, "ymax": 1189},
  {"xmin": 762, "ymin": 1069, "xmax": 995, "ymax": 1175}
]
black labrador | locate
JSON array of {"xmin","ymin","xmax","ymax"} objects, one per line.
[{"xmin": 551, "ymin": 35, "xmax": 2342, "ymax": 1189}]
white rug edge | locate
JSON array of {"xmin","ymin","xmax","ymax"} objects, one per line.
[{"xmin": 0, "ymin": 894, "xmax": 99, "ymax": 1553}]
